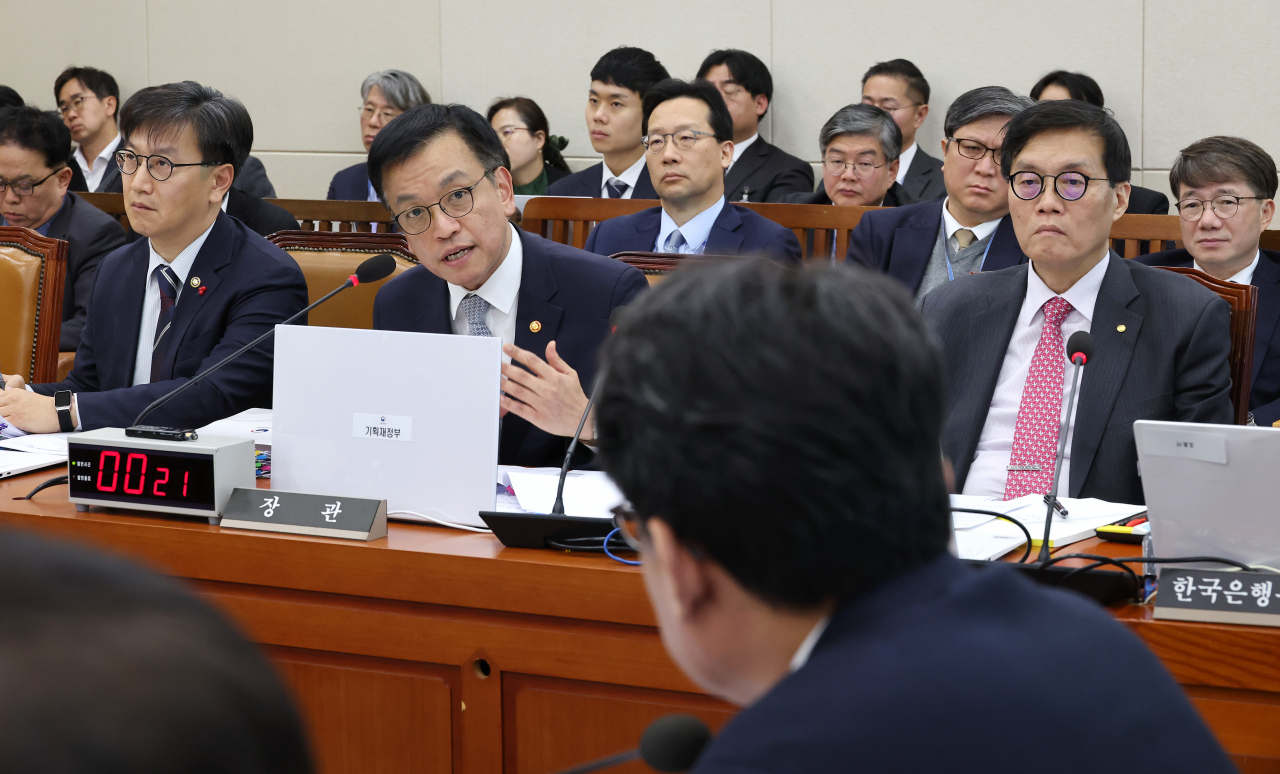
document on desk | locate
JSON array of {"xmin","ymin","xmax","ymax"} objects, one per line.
[
  {"xmin": 0, "ymin": 433, "xmax": 72, "ymax": 456},
  {"xmin": 951, "ymin": 494, "xmax": 1145, "ymax": 559},
  {"xmin": 499, "ymin": 466, "xmax": 625, "ymax": 519},
  {"xmin": 197, "ymin": 408, "xmax": 272, "ymax": 448}
]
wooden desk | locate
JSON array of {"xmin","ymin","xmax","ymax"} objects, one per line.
[{"xmin": 1, "ymin": 471, "xmax": 1277, "ymax": 773}]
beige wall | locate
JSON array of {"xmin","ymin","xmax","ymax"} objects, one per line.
[{"xmin": 9, "ymin": 0, "xmax": 1277, "ymax": 204}]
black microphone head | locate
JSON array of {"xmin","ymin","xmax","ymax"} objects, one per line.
[
  {"xmin": 639, "ymin": 714, "xmax": 712, "ymax": 773},
  {"xmin": 355, "ymin": 253, "xmax": 397, "ymax": 285},
  {"xmin": 1066, "ymin": 330, "xmax": 1094, "ymax": 365}
]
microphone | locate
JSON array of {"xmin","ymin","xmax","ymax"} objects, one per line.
[
  {"xmin": 127, "ymin": 253, "xmax": 397, "ymax": 433},
  {"xmin": 552, "ymin": 714, "xmax": 711, "ymax": 774},
  {"xmin": 1037, "ymin": 330, "xmax": 1094, "ymax": 564}
]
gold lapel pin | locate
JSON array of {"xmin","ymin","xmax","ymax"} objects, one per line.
[
  {"xmin": 190, "ymin": 277, "xmax": 201, "ymax": 288},
  {"xmin": 529, "ymin": 321, "xmax": 542, "ymax": 333},
  {"xmin": 1117, "ymin": 324, "xmax": 1126, "ymax": 332}
]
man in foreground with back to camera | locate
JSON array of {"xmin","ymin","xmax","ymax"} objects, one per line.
[
  {"xmin": 595, "ymin": 259, "xmax": 1234, "ymax": 772},
  {"xmin": 1140, "ymin": 136, "xmax": 1280, "ymax": 426},
  {"xmin": 368, "ymin": 103, "xmax": 648, "ymax": 468},
  {"xmin": 0, "ymin": 81, "xmax": 308, "ymax": 434},
  {"xmin": 921, "ymin": 100, "xmax": 1232, "ymax": 505}
]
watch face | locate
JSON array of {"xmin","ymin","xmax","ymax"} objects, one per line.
[{"xmin": 68, "ymin": 444, "xmax": 216, "ymax": 510}]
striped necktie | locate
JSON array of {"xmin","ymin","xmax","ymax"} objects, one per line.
[
  {"xmin": 606, "ymin": 179, "xmax": 629, "ymax": 199},
  {"xmin": 151, "ymin": 264, "xmax": 180, "ymax": 383}
]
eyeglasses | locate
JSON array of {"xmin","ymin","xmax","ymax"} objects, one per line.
[
  {"xmin": 822, "ymin": 156, "xmax": 886, "ymax": 179},
  {"xmin": 610, "ymin": 504, "xmax": 645, "ymax": 550},
  {"xmin": 115, "ymin": 150, "xmax": 223, "ymax": 182},
  {"xmin": 360, "ymin": 105, "xmax": 401, "ymax": 124},
  {"xmin": 0, "ymin": 167, "xmax": 66, "ymax": 197},
  {"xmin": 57, "ymin": 94, "xmax": 95, "ymax": 117},
  {"xmin": 1009, "ymin": 171, "xmax": 1107, "ymax": 202},
  {"xmin": 391, "ymin": 175, "xmax": 487, "ymax": 235},
  {"xmin": 495, "ymin": 126, "xmax": 531, "ymax": 141},
  {"xmin": 949, "ymin": 137, "xmax": 1002, "ymax": 163},
  {"xmin": 718, "ymin": 84, "xmax": 746, "ymax": 99},
  {"xmin": 1176, "ymin": 195, "xmax": 1265, "ymax": 222},
  {"xmin": 643, "ymin": 130, "xmax": 716, "ymax": 153},
  {"xmin": 862, "ymin": 98, "xmax": 921, "ymax": 113}
]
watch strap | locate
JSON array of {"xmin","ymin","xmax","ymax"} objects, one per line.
[{"xmin": 54, "ymin": 391, "xmax": 74, "ymax": 433}]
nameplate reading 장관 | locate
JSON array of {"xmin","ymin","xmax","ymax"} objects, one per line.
[{"xmin": 219, "ymin": 487, "xmax": 387, "ymax": 541}]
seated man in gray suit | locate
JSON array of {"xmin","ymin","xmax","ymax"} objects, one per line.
[
  {"xmin": 921, "ymin": 100, "xmax": 1232, "ymax": 505},
  {"xmin": 861, "ymin": 59, "xmax": 944, "ymax": 203},
  {"xmin": 0, "ymin": 106, "xmax": 126, "ymax": 351}
]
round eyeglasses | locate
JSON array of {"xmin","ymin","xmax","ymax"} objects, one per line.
[
  {"xmin": 1176, "ymin": 195, "xmax": 1265, "ymax": 222},
  {"xmin": 822, "ymin": 157, "xmax": 886, "ymax": 179},
  {"xmin": 391, "ymin": 176, "xmax": 486, "ymax": 235},
  {"xmin": 1009, "ymin": 171, "xmax": 1108, "ymax": 202},
  {"xmin": 115, "ymin": 150, "xmax": 223, "ymax": 182}
]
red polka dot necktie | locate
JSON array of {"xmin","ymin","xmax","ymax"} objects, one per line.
[{"xmin": 1004, "ymin": 296, "xmax": 1074, "ymax": 500}]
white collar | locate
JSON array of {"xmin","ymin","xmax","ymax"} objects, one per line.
[
  {"xmin": 789, "ymin": 616, "xmax": 831, "ymax": 672},
  {"xmin": 1195, "ymin": 250, "xmax": 1261, "ymax": 285},
  {"xmin": 895, "ymin": 142, "xmax": 918, "ymax": 185},
  {"xmin": 74, "ymin": 132, "xmax": 121, "ymax": 167},
  {"xmin": 731, "ymin": 133, "xmax": 760, "ymax": 163},
  {"xmin": 447, "ymin": 223, "xmax": 524, "ymax": 318},
  {"xmin": 1022, "ymin": 248, "xmax": 1110, "ymax": 327},
  {"xmin": 657, "ymin": 197, "xmax": 725, "ymax": 253},
  {"xmin": 147, "ymin": 216, "xmax": 217, "ymax": 288},
  {"xmin": 601, "ymin": 153, "xmax": 647, "ymax": 194},
  {"xmin": 941, "ymin": 197, "xmax": 1002, "ymax": 242}
]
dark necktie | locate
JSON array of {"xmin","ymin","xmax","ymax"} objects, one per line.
[
  {"xmin": 151, "ymin": 264, "xmax": 180, "ymax": 383},
  {"xmin": 606, "ymin": 179, "xmax": 629, "ymax": 199}
]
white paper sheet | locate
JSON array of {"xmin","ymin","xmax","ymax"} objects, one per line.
[
  {"xmin": 197, "ymin": 408, "xmax": 273, "ymax": 447},
  {"xmin": 0, "ymin": 433, "xmax": 72, "ymax": 456},
  {"xmin": 501, "ymin": 466, "xmax": 625, "ymax": 520}
]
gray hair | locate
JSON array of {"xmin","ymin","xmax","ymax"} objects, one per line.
[
  {"xmin": 943, "ymin": 86, "xmax": 1034, "ymax": 138},
  {"xmin": 360, "ymin": 70, "xmax": 431, "ymax": 112},
  {"xmin": 819, "ymin": 104, "xmax": 902, "ymax": 162}
]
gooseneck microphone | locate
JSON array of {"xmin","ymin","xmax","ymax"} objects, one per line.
[
  {"xmin": 127, "ymin": 253, "xmax": 397, "ymax": 433},
  {"xmin": 1037, "ymin": 330, "xmax": 1095, "ymax": 564},
  {"xmin": 552, "ymin": 714, "xmax": 712, "ymax": 774}
]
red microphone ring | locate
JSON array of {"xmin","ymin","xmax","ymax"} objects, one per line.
[{"xmin": 349, "ymin": 274, "xmax": 360, "ymax": 287}]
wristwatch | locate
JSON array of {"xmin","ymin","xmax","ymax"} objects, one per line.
[{"xmin": 54, "ymin": 391, "xmax": 74, "ymax": 433}]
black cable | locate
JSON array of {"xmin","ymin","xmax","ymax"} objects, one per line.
[
  {"xmin": 951, "ymin": 508, "xmax": 1033, "ymax": 563},
  {"xmin": 546, "ymin": 534, "xmax": 635, "ymax": 553},
  {"xmin": 1112, "ymin": 555, "xmax": 1265, "ymax": 573},
  {"xmin": 1038, "ymin": 552, "xmax": 1141, "ymax": 601},
  {"xmin": 13, "ymin": 475, "xmax": 68, "ymax": 500}
]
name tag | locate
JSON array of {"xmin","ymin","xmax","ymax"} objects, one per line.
[{"xmin": 219, "ymin": 488, "xmax": 387, "ymax": 541}]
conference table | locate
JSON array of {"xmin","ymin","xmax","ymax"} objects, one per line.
[{"xmin": 0, "ymin": 470, "xmax": 1277, "ymax": 774}]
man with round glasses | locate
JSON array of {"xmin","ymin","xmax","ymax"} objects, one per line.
[
  {"xmin": 848, "ymin": 87, "xmax": 1034, "ymax": 298},
  {"xmin": 369, "ymin": 102, "xmax": 648, "ymax": 468},
  {"xmin": 921, "ymin": 100, "xmax": 1232, "ymax": 504},
  {"xmin": 1140, "ymin": 136, "xmax": 1280, "ymax": 426}
]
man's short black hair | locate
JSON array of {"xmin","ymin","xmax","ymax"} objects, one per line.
[
  {"xmin": 118, "ymin": 81, "xmax": 251, "ymax": 179},
  {"xmin": 590, "ymin": 47, "xmax": 671, "ymax": 98},
  {"xmin": 0, "ymin": 530, "xmax": 312, "ymax": 773},
  {"xmin": 641, "ymin": 79, "xmax": 734, "ymax": 144},
  {"xmin": 0, "ymin": 106, "xmax": 72, "ymax": 170},
  {"xmin": 368, "ymin": 102, "xmax": 507, "ymax": 201},
  {"xmin": 696, "ymin": 49, "xmax": 772, "ymax": 117},
  {"xmin": 1030, "ymin": 70, "xmax": 1105, "ymax": 107},
  {"xmin": 55, "ymin": 66, "xmax": 121, "ymax": 106},
  {"xmin": 861, "ymin": 59, "xmax": 930, "ymax": 105},
  {"xmin": 596, "ymin": 260, "xmax": 952, "ymax": 608},
  {"xmin": 1001, "ymin": 100, "xmax": 1131, "ymax": 185},
  {"xmin": 0, "ymin": 85, "xmax": 23, "ymax": 110},
  {"xmin": 1169, "ymin": 136, "xmax": 1279, "ymax": 200}
]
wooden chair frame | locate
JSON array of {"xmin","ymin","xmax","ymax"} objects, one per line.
[
  {"xmin": 0, "ymin": 227, "xmax": 68, "ymax": 383},
  {"xmin": 267, "ymin": 230, "xmax": 416, "ymax": 261},
  {"xmin": 269, "ymin": 199, "xmax": 395, "ymax": 233}
]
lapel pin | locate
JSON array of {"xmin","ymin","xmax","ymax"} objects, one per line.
[
  {"xmin": 190, "ymin": 277, "xmax": 201, "ymax": 288},
  {"xmin": 1117, "ymin": 324, "xmax": 1126, "ymax": 332},
  {"xmin": 529, "ymin": 321, "xmax": 542, "ymax": 333},
  {"xmin": 198, "ymin": 286, "xmax": 206, "ymax": 295}
]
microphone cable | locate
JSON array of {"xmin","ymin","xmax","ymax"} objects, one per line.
[{"xmin": 951, "ymin": 507, "xmax": 1033, "ymax": 563}]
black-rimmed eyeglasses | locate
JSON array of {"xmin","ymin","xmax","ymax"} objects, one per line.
[
  {"xmin": 391, "ymin": 176, "xmax": 486, "ymax": 235},
  {"xmin": 115, "ymin": 150, "xmax": 224, "ymax": 182},
  {"xmin": 0, "ymin": 167, "xmax": 66, "ymax": 197},
  {"xmin": 1009, "ymin": 171, "xmax": 1108, "ymax": 202},
  {"xmin": 1176, "ymin": 195, "xmax": 1266, "ymax": 222},
  {"xmin": 949, "ymin": 138, "xmax": 1001, "ymax": 164}
]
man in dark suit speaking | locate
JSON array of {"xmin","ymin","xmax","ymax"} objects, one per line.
[
  {"xmin": 583, "ymin": 79, "xmax": 800, "ymax": 264},
  {"xmin": 0, "ymin": 81, "xmax": 308, "ymax": 433},
  {"xmin": 369, "ymin": 103, "xmax": 648, "ymax": 468},
  {"xmin": 594, "ymin": 259, "xmax": 1234, "ymax": 773},
  {"xmin": 922, "ymin": 101, "xmax": 1232, "ymax": 504}
]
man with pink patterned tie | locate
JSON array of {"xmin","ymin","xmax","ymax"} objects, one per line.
[{"xmin": 922, "ymin": 100, "xmax": 1232, "ymax": 505}]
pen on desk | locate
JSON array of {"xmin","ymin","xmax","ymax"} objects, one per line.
[{"xmin": 1042, "ymin": 493, "xmax": 1069, "ymax": 518}]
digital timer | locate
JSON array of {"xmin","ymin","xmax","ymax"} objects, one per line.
[{"xmin": 67, "ymin": 428, "xmax": 255, "ymax": 522}]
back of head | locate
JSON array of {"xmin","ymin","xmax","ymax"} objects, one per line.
[
  {"xmin": 119, "ymin": 81, "xmax": 252, "ymax": 179},
  {"xmin": 595, "ymin": 260, "xmax": 952, "ymax": 608},
  {"xmin": 0, "ymin": 86, "xmax": 22, "ymax": 110},
  {"xmin": 1170, "ymin": 136, "xmax": 1279, "ymax": 200},
  {"xmin": 0, "ymin": 531, "xmax": 312, "ymax": 774},
  {"xmin": 861, "ymin": 59, "xmax": 930, "ymax": 105},
  {"xmin": 0, "ymin": 106, "xmax": 72, "ymax": 169},
  {"xmin": 819, "ymin": 103, "xmax": 902, "ymax": 161},
  {"xmin": 590, "ymin": 47, "xmax": 671, "ymax": 98},
  {"xmin": 1000, "ymin": 99, "xmax": 1131, "ymax": 184},
  {"xmin": 360, "ymin": 69, "xmax": 432, "ymax": 111},
  {"xmin": 641, "ymin": 78, "xmax": 734, "ymax": 143},
  {"xmin": 54, "ymin": 66, "xmax": 120, "ymax": 103},
  {"xmin": 1030, "ymin": 70, "xmax": 1105, "ymax": 107},
  {"xmin": 695, "ymin": 49, "xmax": 772, "ymax": 114},
  {"xmin": 367, "ymin": 102, "xmax": 506, "ymax": 199},
  {"xmin": 943, "ymin": 86, "xmax": 1035, "ymax": 137}
]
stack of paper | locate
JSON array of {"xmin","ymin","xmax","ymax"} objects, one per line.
[
  {"xmin": 498, "ymin": 466, "xmax": 625, "ymax": 519},
  {"xmin": 951, "ymin": 494, "xmax": 1146, "ymax": 561}
]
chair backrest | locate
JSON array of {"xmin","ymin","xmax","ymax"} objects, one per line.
[
  {"xmin": 267, "ymin": 231, "xmax": 417, "ymax": 329},
  {"xmin": 272, "ymin": 199, "xmax": 394, "ymax": 233},
  {"xmin": 737, "ymin": 202, "xmax": 878, "ymax": 262},
  {"xmin": 1110, "ymin": 214, "xmax": 1183, "ymax": 258},
  {"xmin": 522, "ymin": 197, "xmax": 653, "ymax": 248},
  {"xmin": 78, "ymin": 192, "xmax": 132, "ymax": 234},
  {"xmin": 1155, "ymin": 266, "xmax": 1256, "ymax": 425},
  {"xmin": 0, "ymin": 227, "xmax": 67, "ymax": 383},
  {"xmin": 609, "ymin": 252, "xmax": 742, "ymax": 286}
]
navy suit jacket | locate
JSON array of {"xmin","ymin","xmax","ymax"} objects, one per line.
[
  {"xmin": 900, "ymin": 146, "xmax": 946, "ymax": 203},
  {"xmin": 327, "ymin": 162, "xmax": 370, "ymax": 200},
  {"xmin": 722, "ymin": 139, "xmax": 814, "ymax": 203},
  {"xmin": 1129, "ymin": 184, "xmax": 1171, "ymax": 215},
  {"xmin": 43, "ymin": 193, "xmax": 128, "ymax": 350},
  {"xmin": 33, "ymin": 212, "xmax": 309, "ymax": 430},
  {"xmin": 544, "ymin": 161, "xmax": 658, "ymax": 199},
  {"xmin": 692, "ymin": 554, "xmax": 1234, "ymax": 774},
  {"xmin": 372, "ymin": 229, "xmax": 649, "ymax": 468},
  {"xmin": 582, "ymin": 203, "xmax": 801, "ymax": 264},
  {"xmin": 1140, "ymin": 248, "xmax": 1280, "ymax": 426},
  {"xmin": 846, "ymin": 198, "xmax": 1027, "ymax": 295}
]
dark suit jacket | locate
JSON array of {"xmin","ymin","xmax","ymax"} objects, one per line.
[
  {"xmin": 1129, "ymin": 184, "xmax": 1171, "ymax": 215},
  {"xmin": 781, "ymin": 180, "xmax": 909, "ymax": 207},
  {"xmin": 544, "ymin": 161, "xmax": 658, "ymax": 199},
  {"xmin": 1140, "ymin": 248, "xmax": 1280, "ymax": 426},
  {"xmin": 372, "ymin": 229, "xmax": 649, "ymax": 468},
  {"xmin": 846, "ymin": 198, "xmax": 1026, "ymax": 295},
  {"xmin": 43, "ymin": 193, "xmax": 128, "ymax": 351},
  {"xmin": 900, "ymin": 146, "xmax": 946, "ymax": 203},
  {"xmin": 691, "ymin": 554, "xmax": 1234, "ymax": 774},
  {"xmin": 327, "ymin": 161, "xmax": 369, "ymax": 200},
  {"xmin": 582, "ymin": 203, "xmax": 802, "ymax": 264},
  {"xmin": 226, "ymin": 188, "xmax": 299, "ymax": 238},
  {"xmin": 33, "ymin": 212, "xmax": 309, "ymax": 430},
  {"xmin": 723, "ymin": 139, "xmax": 814, "ymax": 203},
  {"xmin": 66, "ymin": 152, "xmax": 122, "ymax": 194},
  {"xmin": 920, "ymin": 255, "xmax": 1233, "ymax": 504}
]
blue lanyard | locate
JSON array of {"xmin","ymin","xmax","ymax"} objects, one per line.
[{"xmin": 943, "ymin": 213, "xmax": 995, "ymax": 282}]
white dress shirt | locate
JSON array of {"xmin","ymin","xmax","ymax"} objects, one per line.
[
  {"xmin": 895, "ymin": 142, "xmax": 918, "ymax": 185},
  {"xmin": 131, "ymin": 220, "xmax": 216, "ymax": 388},
  {"xmin": 655, "ymin": 197, "xmax": 725, "ymax": 254},
  {"xmin": 941, "ymin": 197, "xmax": 1001, "ymax": 250},
  {"xmin": 963, "ymin": 251, "xmax": 1112, "ymax": 497},
  {"xmin": 73, "ymin": 133, "xmax": 121, "ymax": 192},
  {"xmin": 446, "ymin": 223, "xmax": 522, "ymax": 362},
  {"xmin": 789, "ymin": 616, "xmax": 830, "ymax": 672},
  {"xmin": 728, "ymin": 133, "xmax": 759, "ymax": 172},
  {"xmin": 1195, "ymin": 250, "xmax": 1260, "ymax": 285},
  {"xmin": 600, "ymin": 154, "xmax": 647, "ymax": 199}
]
